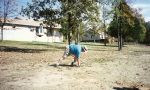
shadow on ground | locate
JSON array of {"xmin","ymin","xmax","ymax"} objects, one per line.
[
  {"xmin": 0, "ymin": 46, "xmax": 48, "ymax": 53},
  {"xmin": 49, "ymin": 64, "xmax": 77, "ymax": 67},
  {"xmin": 113, "ymin": 87, "xmax": 139, "ymax": 90}
]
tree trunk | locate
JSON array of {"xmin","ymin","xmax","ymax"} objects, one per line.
[
  {"xmin": 104, "ymin": 20, "xmax": 106, "ymax": 46},
  {"xmin": 122, "ymin": 38, "xmax": 124, "ymax": 46},
  {"xmin": 67, "ymin": 0, "xmax": 72, "ymax": 45},
  {"xmin": 94, "ymin": 39, "xmax": 95, "ymax": 43},
  {"xmin": 117, "ymin": 16, "xmax": 122, "ymax": 51},
  {"xmin": 67, "ymin": 13, "xmax": 71, "ymax": 45},
  {"xmin": 76, "ymin": 27, "xmax": 79, "ymax": 45},
  {"xmin": 120, "ymin": 32, "xmax": 122, "ymax": 50},
  {"xmin": 118, "ymin": 2, "xmax": 123, "ymax": 51},
  {"xmin": 104, "ymin": 32, "xmax": 107, "ymax": 46},
  {"xmin": 118, "ymin": 33, "xmax": 121, "ymax": 51},
  {"xmin": 1, "ymin": 26, "xmax": 4, "ymax": 41},
  {"xmin": 118, "ymin": 17, "xmax": 122, "ymax": 51},
  {"xmin": 117, "ymin": 16, "xmax": 121, "ymax": 51}
]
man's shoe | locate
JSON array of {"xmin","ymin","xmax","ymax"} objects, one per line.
[{"xmin": 71, "ymin": 62, "xmax": 74, "ymax": 66}]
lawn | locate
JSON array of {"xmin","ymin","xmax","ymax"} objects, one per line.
[{"xmin": 0, "ymin": 41, "xmax": 150, "ymax": 90}]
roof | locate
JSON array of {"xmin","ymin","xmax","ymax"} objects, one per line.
[
  {"xmin": 4, "ymin": 19, "xmax": 41, "ymax": 28},
  {"xmin": 9, "ymin": 19, "xmax": 42, "ymax": 27},
  {"xmin": 1, "ymin": 18, "xmax": 61, "ymax": 28}
]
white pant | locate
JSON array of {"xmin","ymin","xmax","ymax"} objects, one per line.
[{"xmin": 63, "ymin": 45, "xmax": 70, "ymax": 58}]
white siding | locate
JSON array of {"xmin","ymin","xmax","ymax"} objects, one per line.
[{"xmin": 82, "ymin": 32, "xmax": 107, "ymax": 41}]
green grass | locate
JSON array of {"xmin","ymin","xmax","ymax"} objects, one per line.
[
  {"xmin": 0, "ymin": 40, "xmax": 125, "ymax": 52},
  {"xmin": 0, "ymin": 40, "xmax": 66, "ymax": 51}
]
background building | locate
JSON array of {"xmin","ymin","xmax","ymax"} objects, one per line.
[{"xmin": 0, "ymin": 18, "xmax": 63, "ymax": 42}]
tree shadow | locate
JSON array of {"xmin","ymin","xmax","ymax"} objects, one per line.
[
  {"xmin": 113, "ymin": 87, "xmax": 139, "ymax": 90},
  {"xmin": 134, "ymin": 51, "xmax": 150, "ymax": 54},
  {"xmin": 89, "ymin": 48, "xmax": 119, "ymax": 51},
  {"xmin": 0, "ymin": 46, "xmax": 48, "ymax": 53},
  {"xmin": 82, "ymin": 43, "xmax": 115, "ymax": 47},
  {"xmin": 82, "ymin": 43, "xmax": 104, "ymax": 46},
  {"xmin": 82, "ymin": 43, "xmax": 120, "ymax": 47},
  {"xmin": 146, "ymin": 44, "xmax": 150, "ymax": 46},
  {"xmin": 25, "ymin": 43, "xmax": 65, "ymax": 50}
]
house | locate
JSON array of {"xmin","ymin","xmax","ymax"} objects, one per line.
[
  {"xmin": 0, "ymin": 18, "xmax": 63, "ymax": 42},
  {"xmin": 82, "ymin": 31, "xmax": 107, "ymax": 42},
  {"xmin": 82, "ymin": 31, "xmax": 117, "ymax": 44}
]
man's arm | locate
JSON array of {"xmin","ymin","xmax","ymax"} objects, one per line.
[{"xmin": 57, "ymin": 45, "xmax": 69, "ymax": 65}]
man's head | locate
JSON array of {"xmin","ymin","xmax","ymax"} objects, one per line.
[{"xmin": 81, "ymin": 46, "xmax": 88, "ymax": 52}]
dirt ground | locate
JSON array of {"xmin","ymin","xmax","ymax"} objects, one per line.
[{"xmin": 0, "ymin": 42, "xmax": 150, "ymax": 90}]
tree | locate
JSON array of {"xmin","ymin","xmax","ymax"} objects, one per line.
[
  {"xmin": 73, "ymin": 22, "xmax": 85, "ymax": 43},
  {"xmin": 131, "ymin": 11, "xmax": 146, "ymax": 43},
  {"xmin": 108, "ymin": 0, "xmax": 146, "ymax": 46},
  {"xmin": 0, "ymin": 0, "xmax": 18, "ymax": 41},
  {"xmin": 22, "ymin": 0, "xmax": 100, "ymax": 45},
  {"xmin": 59, "ymin": 0, "xmax": 100, "ymax": 44},
  {"xmin": 22, "ymin": 0, "xmax": 61, "ymax": 36},
  {"xmin": 145, "ymin": 21, "xmax": 150, "ymax": 44},
  {"xmin": 98, "ymin": 0, "xmax": 112, "ymax": 46},
  {"xmin": 85, "ymin": 21, "xmax": 101, "ymax": 42},
  {"xmin": 108, "ymin": 0, "xmax": 135, "ymax": 50}
]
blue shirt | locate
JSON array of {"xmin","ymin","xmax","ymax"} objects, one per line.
[{"xmin": 69, "ymin": 44, "xmax": 81, "ymax": 58}]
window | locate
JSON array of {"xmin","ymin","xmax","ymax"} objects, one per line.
[{"xmin": 35, "ymin": 24, "xmax": 44, "ymax": 37}]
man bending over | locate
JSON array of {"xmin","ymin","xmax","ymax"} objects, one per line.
[{"xmin": 57, "ymin": 44, "xmax": 87, "ymax": 67}]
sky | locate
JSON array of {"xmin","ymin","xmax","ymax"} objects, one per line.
[
  {"xmin": 14, "ymin": 0, "xmax": 31, "ymax": 18},
  {"xmin": 131, "ymin": 0, "xmax": 150, "ymax": 22},
  {"xmin": 16, "ymin": 0, "xmax": 150, "ymax": 22}
]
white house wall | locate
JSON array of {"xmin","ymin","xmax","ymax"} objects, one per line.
[
  {"xmin": 82, "ymin": 32, "xmax": 107, "ymax": 41},
  {"xmin": 0, "ymin": 27, "xmax": 63, "ymax": 42}
]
